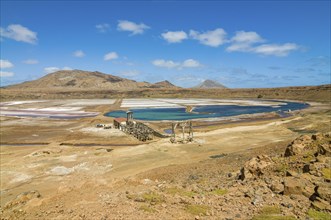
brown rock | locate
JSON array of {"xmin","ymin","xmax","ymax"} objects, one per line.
[
  {"xmin": 283, "ymin": 177, "xmax": 303, "ymax": 195},
  {"xmin": 286, "ymin": 170, "xmax": 299, "ymax": 177},
  {"xmin": 270, "ymin": 181, "xmax": 284, "ymax": 194},
  {"xmin": 315, "ymin": 184, "xmax": 331, "ymax": 201},
  {"xmin": 318, "ymin": 144, "xmax": 331, "ymax": 157},
  {"xmin": 284, "ymin": 143, "xmax": 306, "ymax": 157},
  {"xmin": 239, "ymin": 155, "xmax": 273, "ymax": 180},
  {"xmin": 4, "ymin": 190, "xmax": 41, "ymax": 210},
  {"xmin": 311, "ymin": 197, "xmax": 331, "ymax": 212}
]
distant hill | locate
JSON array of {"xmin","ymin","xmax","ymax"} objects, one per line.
[
  {"xmin": 150, "ymin": 80, "xmax": 178, "ymax": 88},
  {"xmin": 6, "ymin": 70, "xmax": 179, "ymax": 90},
  {"xmin": 193, "ymin": 79, "xmax": 227, "ymax": 89}
]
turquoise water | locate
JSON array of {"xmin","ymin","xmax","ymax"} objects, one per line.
[{"xmin": 105, "ymin": 101, "xmax": 308, "ymax": 121}]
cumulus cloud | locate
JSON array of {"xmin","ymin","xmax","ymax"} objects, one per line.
[
  {"xmin": 44, "ymin": 66, "xmax": 72, "ymax": 74},
  {"xmin": 161, "ymin": 31, "xmax": 188, "ymax": 43},
  {"xmin": 0, "ymin": 60, "xmax": 14, "ymax": 68},
  {"xmin": 231, "ymin": 31, "xmax": 264, "ymax": 44},
  {"xmin": 152, "ymin": 59, "xmax": 180, "ymax": 68},
  {"xmin": 182, "ymin": 59, "xmax": 201, "ymax": 68},
  {"xmin": 104, "ymin": 52, "xmax": 119, "ymax": 61},
  {"xmin": 0, "ymin": 71, "xmax": 14, "ymax": 77},
  {"xmin": 0, "ymin": 24, "xmax": 37, "ymax": 44},
  {"xmin": 189, "ymin": 28, "xmax": 227, "ymax": 47},
  {"xmin": 152, "ymin": 59, "xmax": 202, "ymax": 69},
  {"xmin": 23, "ymin": 59, "xmax": 39, "ymax": 64},
  {"xmin": 226, "ymin": 31, "xmax": 300, "ymax": 56},
  {"xmin": 227, "ymin": 31, "xmax": 265, "ymax": 52},
  {"xmin": 95, "ymin": 23, "xmax": 110, "ymax": 33},
  {"xmin": 73, "ymin": 50, "xmax": 85, "ymax": 57},
  {"xmin": 253, "ymin": 43, "xmax": 299, "ymax": 56},
  {"xmin": 117, "ymin": 20, "xmax": 150, "ymax": 35}
]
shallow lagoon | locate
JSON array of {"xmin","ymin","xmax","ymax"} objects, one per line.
[{"xmin": 105, "ymin": 100, "xmax": 309, "ymax": 121}]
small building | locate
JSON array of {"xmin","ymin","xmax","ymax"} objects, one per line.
[{"xmin": 113, "ymin": 117, "xmax": 127, "ymax": 129}]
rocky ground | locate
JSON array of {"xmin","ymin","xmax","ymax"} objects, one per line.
[{"xmin": 1, "ymin": 133, "xmax": 330, "ymax": 220}]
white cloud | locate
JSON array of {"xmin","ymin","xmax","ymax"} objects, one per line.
[
  {"xmin": 226, "ymin": 31, "xmax": 300, "ymax": 56},
  {"xmin": 73, "ymin": 50, "xmax": 85, "ymax": 57},
  {"xmin": 0, "ymin": 71, "xmax": 14, "ymax": 77},
  {"xmin": 95, "ymin": 23, "xmax": 110, "ymax": 33},
  {"xmin": 161, "ymin": 31, "xmax": 188, "ymax": 43},
  {"xmin": 104, "ymin": 52, "xmax": 119, "ymax": 61},
  {"xmin": 152, "ymin": 59, "xmax": 180, "ymax": 68},
  {"xmin": 23, "ymin": 59, "xmax": 39, "ymax": 64},
  {"xmin": 227, "ymin": 31, "xmax": 265, "ymax": 52},
  {"xmin": 152, "ymin": 59, "xmax": 202, "ymax": 69},
  {"xmin": 44, "ymin": 66, "xmax": 72, "ymax": 74},
  {"xmin": 117, "ymin": 20, "xmax": 150, "ymax": 35},
  {"xmin": 189, "ymin": 28, "xmax": 227, "ymax": 47},
  {"xmin": 0, "ymin": 60, "xmax": 14, "ymax": 68},
  {"xmin": 182, "ymin": 59, "xmax": 202, "ymax": 68},
  {"xmin": 0, "ymin": 24, "xmax": 37, "ymax": 44},
  {"xmin": 231, "ymin": 31, "xmax": 264, "ymax": 44},
  {"xmin": 253, "ymin": 43, "xmax": 299, "ymax": 56}
]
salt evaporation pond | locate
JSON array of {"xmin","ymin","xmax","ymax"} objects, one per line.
[{"xmin": 105, "ymin": 100, "xmax": 309, "ymax": 121}]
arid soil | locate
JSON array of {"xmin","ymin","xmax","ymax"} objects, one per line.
[
  {"xmin": 1, "ymin": 84, "xmax": 330, "ymax": 103},
  {"xmin": 0, "ymin": 98, "xmax": 330, "ymax": 219}
]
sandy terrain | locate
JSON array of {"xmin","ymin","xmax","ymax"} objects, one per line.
[{"xmin": 0, "ymin": 98, "xmax": 330, "ymax": 219}]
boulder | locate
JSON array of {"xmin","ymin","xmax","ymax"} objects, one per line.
[
  {"xmin": 315, "ymin": 184, "xmax": 331, "ymax": 201},
  {"xmin": 311, "ymin": 197, "xmax": 331, "ymax": 212},
  {"xmin": 283, "ymin": 177, "xmax": 303, "ymax": 195},
  {"xmin": 270, "ymin": 181, "xmax": 284, "ymax": 194},
  {"xmin": 239, "ymin": 155, "xmax": 273, "ymax": 180},
  {"xmin": 284, "ymin": 143, "xmax": 306, "ymax": 157}
]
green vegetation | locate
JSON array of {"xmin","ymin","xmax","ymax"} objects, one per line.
[
  {"xmin": 321, "ymin": 168, "xmax": 331, "ymax": 179},
  {"xmin": 275, "ymin": 163, "xmax": 288, "ymax": 174},
  {"xmin": 252, "ymin": 206, "xmax": 296, "ymax": 220},
  {"xmin": 257, "ymin": 94, "xmax": 263, "ymax": 98},
  {"xmin": 139, "ymin": 204, "xmax": 156, "ymax": 213},
  {"xmin": 165, "ymin": 187, "xmax": 197, "ymax": 197},
  {"xmin": 142, "ymin": 192, "xmax": 164, "ymax": 204},
  {"xmin": 209, "ymin": 188, "xmax": 228, "ymax": 195},
  {"xmin": 185, "ymin": 204, "xmax": 210, "ymax": 216},
  {"xmin": 307, "ymin": 208, "xmax": 331, "ymax": 220}
]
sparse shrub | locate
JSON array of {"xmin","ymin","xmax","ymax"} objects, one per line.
[
  {"xmin": 321, "ymin": 167, "xmax": 331, "ymax": 179},
  {"xmin": 252, "ymin": 206, "xmax": 296, "ymax": 220},
  {"xmin": 139, "ymin": 204, "xmax": 156, "ymax": 213},
  {"xmin": 257, "ymin": 94, "xmax": 263, "ymax": 98},
  {"xmin": 210, "ymin": 188, "xmax": 228, "ymax": 195},
  {"xmin": 142, "ymin": 192, "xmax": 164, "ymax": 204},
  {"xmin": 185, "ymin": 204, "xmax": 210, "ymax": 216},
  {"xmin": 307, "ymin": 208, "xmax": 331, "ymax": 220},
  {"xmin": 165, "ymin": 187, "xmax": 196, "ymax": 197}
]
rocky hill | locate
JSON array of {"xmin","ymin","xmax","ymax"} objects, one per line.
[
  {"xmin": 6, "ymin": 70, "xmax": 179, "ymax": 90},
  {"xmin": 150, "ymin": 80, "xmax": 178, "ymax": 88},
  {"xmin": 193, "ymin": 79, "xmax": 227, "ymax": 89}
]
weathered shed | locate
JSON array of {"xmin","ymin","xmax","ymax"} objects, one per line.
[{"xmin": 113, "ymin": 118, "xmax": 127, "ymax": 129}]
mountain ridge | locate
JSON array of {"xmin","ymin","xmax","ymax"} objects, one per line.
[{"xmin": 6, "ymin": 70, "xmax": 179, "ymax": 90}]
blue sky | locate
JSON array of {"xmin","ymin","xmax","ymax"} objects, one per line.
[{"xmin": 0, "ymin": 0, "xmax": 330, "ymax": 88}]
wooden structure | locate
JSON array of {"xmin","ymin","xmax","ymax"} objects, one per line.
[
  {"xmin": 113, "ymin": 111, "xmax": 154, "ymax": 142},
  {"xmin": 113, "ymin": 117, "xmax": 127, "ymax": 129},
  {"xmin": 170, "ymin": 120, "xmax": 193, "ymax": 143}
]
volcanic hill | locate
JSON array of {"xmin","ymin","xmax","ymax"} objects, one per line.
[
  {"xmin": 193, "ymin": 79, "xmax": 227, "ymax": 89},
  {"xmin": 6, "ymin": 70, "xmax": 179, "ymax": 90}
]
